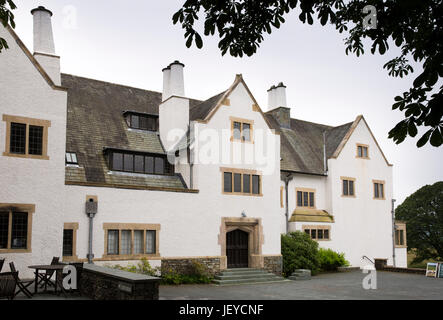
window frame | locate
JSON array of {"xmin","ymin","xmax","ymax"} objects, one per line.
[
  {"xmin": 0, "ymin": 203, "xmax": 35, "ymax": 253},
  {"xmin": 220, "ymin": 167, "xmax": 262, "ymax": 197},
  {"xmin": 356, "ymin": 143, "xmax": 369, "ymax": 159},
  {"xmin": 373, "ymin": 180, "xmax": 386, "ymax": 200},
  {"xmin": 107, "ymin": 149, "xmax": 174, "ymax": 176},
  {"xmin": 341, "ymin": 177, "xmax": 356, "ymax": 197},
  {"xmin": 230, "ymin": 117, "xmax": 254, "ymax": 143},
  {"xmin": 126, "ymin": 112, "xmax": 159, "ymax": 132},
  {"xmin": 395, "ymin": 221, "xmax": 407, "ymax": 248},
  {"xmin": 303, "ymin": 225, "xmax": 331, "ymax": 241},
  {"xmin": 65, "ymin": 152, "xmax": 78, "ymax": 165},
  {"xmin": 62, "ymin": 222, "xmax": 79, "ymax": 261},
  {"xmin": 296, "ymin": 188, "xmax": 316, "ymax": 208},
  {"xmin": 2, "ymin": 115, "xmax": 51, "ymax": 160},
  {"xmin": 103, "ymin": 223, "xmax": 161, "ymax": 259}
]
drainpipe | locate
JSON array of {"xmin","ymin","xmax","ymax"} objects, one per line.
[
  {"xmin": 187, "ymin": 124, "xmax": 194, "ymax": 189},
  {"xmin": 85, "ymin": 198, "xmax": 98, "ymax": 264},
  {"xmin": 283, "ymin": 173, "xmax": 293, "ymax": 234},
  {"xmin": 323, "ymin": 131, "xmax": 328, "ymax": 175},
  {"xmin": 391, "ymin": 198, "xmax": 396, "ymax": 267}
]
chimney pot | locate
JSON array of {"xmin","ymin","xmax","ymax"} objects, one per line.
[{"xmin": 162, "ymin": 60, "xmax": 185, "ymax": 101}]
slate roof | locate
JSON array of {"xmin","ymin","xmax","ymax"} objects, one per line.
[
  {"xmin": 264, "ymin": 113, "xmax": 353, "ymax": 175},
  {"xmin": 62, "ymin": 74, "xmax": 201, "ymax": 190},
  {"xmin": 62, "ymin": 73, "xmax": 354, "ymax": 189}
]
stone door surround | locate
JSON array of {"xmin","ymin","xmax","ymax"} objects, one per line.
[{"xmin": 218, "ymin": 217, "xmax": 264, "ymax": 269}]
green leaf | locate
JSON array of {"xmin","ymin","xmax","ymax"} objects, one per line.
[
  {"xmin": 416, "ymin": 129, "xmax": 433, "ymax": 148},
  {"xmin": 429, "ymin": 128, "xmax": 443, "ymax": 147},
  {"xmin": 408, "ymin": 122, "xmax": 418, "ymax": 137},
  {"xmin": 194, "ymin": 33, "xmax": 203, "ymax": 49}
]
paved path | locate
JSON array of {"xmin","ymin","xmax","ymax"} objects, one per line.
[{"xmin": 160, "ymin": 271, "xmax": 443, "ymax": 300}]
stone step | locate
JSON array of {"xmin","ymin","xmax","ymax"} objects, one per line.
[
  {"xmin": 213, "ymin": 268, "xmax": 288, "ymax": 286},
  {"xmin": 213, "ymin": 276, "xmax": 289, "ymax": 286},
  {"xmin": 215, "ymin": 273, "xmax": 279, "ymax": 280},
  {"xmin": 219, "ymin": 269, "xmax": 268, "ymax": 276}
]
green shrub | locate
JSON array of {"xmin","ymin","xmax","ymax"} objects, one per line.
[
  {"xmin": 161, "ymin": 262, "xmax": 213, "ymax": 285},
  {"xmin": 281, "ymin": 231, "xmax": 320, "ymax": 277},
  {"xmin": 111, "ymin": 258, "xmax": 159, "ymax": 277},
  {"xmin": 318, "ymin": 248, "xmax": 349, "ymax": 271}
]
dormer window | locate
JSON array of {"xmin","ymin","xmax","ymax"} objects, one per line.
[
  {"xmin": 66, "ymin": 152, "xmax": 78, "ymax": 165},
  {"xmin": 105, "ymin": 148, "xmax": 173, "ymax": 175},
  {"xmin": 124, "ymin": 111, "xmax": 159, "ymax": 131}
]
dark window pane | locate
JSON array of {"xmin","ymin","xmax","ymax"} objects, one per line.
[
  {"xmin": 139, "ymin": 116, "xmax": 149, "ymax": 130},
  {"xmin": 124, "ymin": 154, "xmax": 134, "ymax": 172},
  {"xmin": 234, "ymin": 173, "xmax": 242, "ymax": 192},
  {"xmin": 154, "ymin": 157, "xmax": 164, "ymax": 174},
  {"xmin": 134, "ymin": 155, "xmax": 144, "ymax": 173},
  {"xmin": 233, "ymin": 122, "xmax": 241, "ymax": 140},
  {"xmin": 349, "ymin": 180, "xmax": 354, "ymax": 196},
  {"xmin": 399, "ymin": 230, "xmax": 404, "ymax": 245},
  {"xmin": 242, "ymin": 123, "xmax": 251, "ymax": 141},
  {"xmin": 324, "ymin": 229, "xmax": 329, "ymax": 239},
  {"xmin": 343, "ymin": 180, "xmax": 348, "ymax": 196},
  {"xmin": 374, "ymin": 183, "xmax": 379, "ymax": 198},
  {"xmin": 121, "ymin": 230, "xmax": 131, "ymax": 255},
  {"xmin": 11, "ymin": 212, "xmax": 27, "ymax": 249},
  {"xmin": 311, "ymin": 229, "xmax": 316, "ymax": 239},
  {"xmin": 28, "ymin": 125, "xmax": 43, "ymax": 155},
  {"xmin": 380, "ymin": 183, "xmax": 384, "ymax": 198},
  {"xmin": 297, "ymin": 191, "xmax": 303, "ymax": 206},
  {"xmin": 318, "ymin": 229, "xmax": 323, "ymax": 239},
  {"xmin": 363, "ymin": 147, "xmax": 368, "ymax": 158},
  {"xmin": 164, "ymin": 159, "xmax": 173, "ymax": 175},
  {"xmin": 145, "ymin": 156, "xmax": 154, "ymax": 174},
  {"xmin": 10, "ymin": 123, "xmax": 26, "ymax": 154},
  {"xmin": 303, "ymin": 192, "xmax": 309, "ymax": 207},
  {"xmin": 0, "ymin": 212, "xmax": 9, "ymax": 249},
  {"xmin": 309, "ymin": 192, "xmax": 315, "ymax": 207},
  {"xmin": 224, "ymin": 172, "xmax": 232, "ymax": 193},
  {"xmin": 304, "ymin": 229, "xmax": 310, "ymax": 235},
  {"xmin": 243, "ymin": 174, "xmax": 251, "ymax": 193},
  {"xmin": 63, "ymin": 229, "xmax": 73, "ymax": 256},
  {"xmin": 358, "ymin": 146, "xmax": 363, "ymax": 157},
  {"xmin": 112, "ymin": 153, "xmax": 123, "ymax": 171},
  {"xmin": 131, "ymin": 115, "xmax": 139, "ymax": 129},
  {"xmin": 252, "ymin": 175, "xmax": 260, "ymax": 194},
  {"xmin": 146, "ymin": 230, "xmax": 156, "ymax": 254},
  {"xmin": 107, "ymin": 230, "xmax": 119, "ymax": 255}
]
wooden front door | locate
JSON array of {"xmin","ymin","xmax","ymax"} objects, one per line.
[{"xmin": 226, "ymin": 229, "xmax": 249, "ymax": 268}]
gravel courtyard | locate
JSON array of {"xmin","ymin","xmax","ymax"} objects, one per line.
[{"xmin": 160, "ymin": 271, "xmax": 443, "ymax": 300}]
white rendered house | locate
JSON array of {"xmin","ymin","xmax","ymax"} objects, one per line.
[{"xmin": 0, "ymin": 7, "xmax": 407, "ymax": 278}]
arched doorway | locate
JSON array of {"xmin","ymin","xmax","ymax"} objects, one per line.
[{"xmin": 226, "ymin": 229, "xmax": 249, "ymax": 268}]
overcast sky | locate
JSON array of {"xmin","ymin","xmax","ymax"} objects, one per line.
[{"xmin": 12, "ymin": 1, "xmax": 442, "ymax": 205}]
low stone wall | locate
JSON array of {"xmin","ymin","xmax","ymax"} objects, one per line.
[
  {"xmin": 79, "ymin": 263, "xmax": 160, "ymax": 300},
  {"xmin": 381, "ymin": 266, "xmax": 426, "ymax": 275},
  {"xmin": 161, "ymin": 257, "xmax": 221, "ymax": 277},
  {"xmin": 374, "ymin": 258, "xmax": 426, "ymax": 275},
  {"xmin": 263, "ymin": 255, "xmax": 282, "ymax": 276}
]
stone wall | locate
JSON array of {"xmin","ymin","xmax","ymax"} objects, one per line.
[
  {"xmin": 79, "ymin": 264, "xmax": 160, "ymax": 300},
  {"xmin": 263, "ymin": 255, "xmax": 282, "ymax": 276},
  {"xmin": 161, "ymin": 257, "xmax": 221, "ymax": 277}
]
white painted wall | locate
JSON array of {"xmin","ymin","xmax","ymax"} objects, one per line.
[
  {"xmin": 0, "ymin": 25, "xmax": 67, "ymax": 277},
  {"xmin": 283, "ymin": 118, "xmax": 407, "ymax": 268}
]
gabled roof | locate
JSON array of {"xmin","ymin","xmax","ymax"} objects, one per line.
[{"xmin": 265, "ymin": 113, "xmax": 353, "ymax": 175}]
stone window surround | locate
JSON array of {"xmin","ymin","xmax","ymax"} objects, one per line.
[
  {"xmin": 296, "ymin": 187, "xmax": 316, "ymax": 209},
  {"xmin": 341, "ymin": 176, "xmax": 356, "ymax": 198},
  {"xmin": 102, "ymin": 223, "xmax": 160, "ymax": 260},
  {"xmin": 302, "ymin": 225, "xmax": 331, "ymax": 241},
  {"xmin": 0, "ymin": 203, "xmax": 35, "ymax": 253},
  {"xmin": 62, "ymin": 222, "xmax": 79, "ymax": 262},
  {"xmin": 2, "ymin": 114, "xmax": 51, "ymax": 160},
  {"xmin": 218, "ymin": 217, "xmax": 264, "ymax": 270},
  {"xmin": 356, "ymin": 143, "xmax": 370, "ymax": 159},
  {"xmin": 220, "ymin": 167, "xmax": 263, "ymax": 197},
  {"xmin": 373, "ymin": 179, "xmax": 386, "ymax": 200},
  {"xmin": 395, "ymin": 221, "xmax": 407, "ymax": 248},
  {"xmin": 230, "ymin": 116, "xmax": 254, "ymax": 144}
]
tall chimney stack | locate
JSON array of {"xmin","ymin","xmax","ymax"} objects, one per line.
[
  {"xmin": 267, "ymin": 82, "xmax": 290, "ymax": 128},
  {"xmin": 162, "ymin": 60, "xmax": 185, "ymax": 101},
  {"xmin": 31, "ymin": 6, "xmax": 60, "ymax": 85}
]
